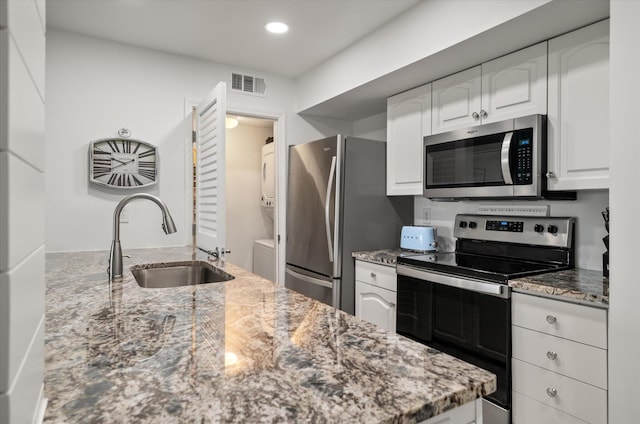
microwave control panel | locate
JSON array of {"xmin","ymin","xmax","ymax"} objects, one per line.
[{"xmin": 513, "ymin": 128, "xmax": 533, "ymax": 185}]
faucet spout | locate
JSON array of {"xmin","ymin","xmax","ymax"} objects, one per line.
[{"xmin": 109, "ymin": 193, "xmax": 177, "ymax": 280}]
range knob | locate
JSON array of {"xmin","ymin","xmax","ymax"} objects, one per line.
[
  {"xmin": 534, "ymin": 224, "xmax": 545, "ymax": 233},
  {"xmin": 468, "ymin": 221, "xmax": 477, "ymax": 229},
  {"xmin": 459, "ymin": 221, "xmax": 468, "ymax": 228},
  {"xmin": 547, "ymin": 225, "xmax": 558, "ymax": 234}
]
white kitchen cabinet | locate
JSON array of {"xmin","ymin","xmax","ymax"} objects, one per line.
[
  {"xmin": 386, "ymin": 84, "xmax": 431, "ymax": 196},
  {"xmin": 432, "ymin": 66, "xmax": 481, "ymax": 134},
  {"xmin": 355, "ymin": 260, "xmax": 396, "ymax": 332},
  {"xmin": 511, "ymin": 292, "xmax": 608, "ymax": 424},
  {"xmin": 432, "ymin": 42, "xmax": 547, "ymax": 134},
  {"xmin": 547, "ymin": 19, "xmax": 610, "ymax": 190}
]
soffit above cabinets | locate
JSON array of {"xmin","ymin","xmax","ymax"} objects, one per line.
[{"xmin": 298, "ymin": 0, "xmax": 609, "ymax": 121}]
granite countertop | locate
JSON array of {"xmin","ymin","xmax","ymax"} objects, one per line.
[
  {"xmin": 352, "ymin": 249, "xmax": 414, "ymax": 267},
  {"xmin": 509, "ymin": 268, "xmax": 609, "ymax": 308},
  {"xmin": 45, "ymin": 246, "xmax": 495, "ymax": 423},
  {"xmin": 354, "ymin": 249, "xmax": 608, "ymax": 308}
]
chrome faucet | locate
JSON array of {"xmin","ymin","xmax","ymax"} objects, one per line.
[{"xmin": 108, "ymin": 193, "xmax": 177, "ymax": 280}]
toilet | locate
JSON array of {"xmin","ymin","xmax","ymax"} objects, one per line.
[{"xmin": 253, "ymin": 239, "xmax": 275, "ymax": 281}]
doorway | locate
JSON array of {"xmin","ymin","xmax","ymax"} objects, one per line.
[{"xmin": 224, "ymin": 114, "xmax": 277, "ymax": 281}]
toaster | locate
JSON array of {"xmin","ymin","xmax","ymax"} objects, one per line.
[{"xmin": 400, "ymin": 226, "xmax": 438, "ymax": 252}]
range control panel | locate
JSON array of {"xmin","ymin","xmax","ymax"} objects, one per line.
[{"xmin": 454, "ymin": 214, "xmax": 574, "ymax": 248}]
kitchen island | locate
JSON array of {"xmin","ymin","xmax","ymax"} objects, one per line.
[{"xmin": 44, "ymin": 247, "xmax": 495, "ymax": 423}]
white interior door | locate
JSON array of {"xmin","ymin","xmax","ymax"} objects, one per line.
[{"xmin": 196, "ymin": 82, "xmax": 227, "ymax": 252}]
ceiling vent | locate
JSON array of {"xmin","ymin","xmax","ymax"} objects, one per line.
[{"xmin": 231, "ymin": 73, "xmax": 267, "ymax": 97}]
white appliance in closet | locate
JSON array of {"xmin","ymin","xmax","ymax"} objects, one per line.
[{"xmin": 261, "ymin": 142, "xmax": 275, "ymax": 214}]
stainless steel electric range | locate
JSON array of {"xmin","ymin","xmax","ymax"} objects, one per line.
[{"xmin": 396, "ymin": 214, "xmax": 575, "ymax": 424}]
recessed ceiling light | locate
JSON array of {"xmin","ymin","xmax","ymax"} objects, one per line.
[{"xmin": 265, "ymin": 22, "xmax": 289, "ymax": 34}]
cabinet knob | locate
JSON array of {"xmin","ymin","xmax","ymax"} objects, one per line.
[
  {"xmin": 546, "ymin": 388, "xmax": 558, "ymax": 398},
  {"xmin": 480, "ymin": 109, "xmax": 488, "ymax": 119},
  {"xmin": 472, "ymin": 112, "xmax": 480, "ymax": 121},
  {"xmin": 546, "ymin": 315, "xmax": 557, "ymax": 324},
  {"xmin": 389, "ymin": 302, "xmax": 396, "ymax": 308},
  {"xmin": 546, "ymin": 171, "xmax": 556, "ymax": 178},
  {"xmin": 370, "ymin": 272, "xmax": 376, "ymax": 278},
  {"xmin": 546, "ymin": 351, "xmax": 558, "ymax": 360}
]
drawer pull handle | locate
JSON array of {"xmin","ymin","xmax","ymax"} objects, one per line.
[
  {"xmin": 546, "ymin": 388, "xmax": 558, "ymax": 398},
  {"xmin": 546, "ymin": 351, "xmax": 558, "ymax": 360},
  {"xmin": 370, "ymin": 272, "xmax": 376, "ymax": 278},
  {"xmin": 546, "ymin": 315, "xmax": 557, "ymax": 324}
]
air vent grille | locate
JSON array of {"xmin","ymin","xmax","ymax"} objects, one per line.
[{"xmin": 231, "ymin": 73, "xmax": 267, "ymax": 96}]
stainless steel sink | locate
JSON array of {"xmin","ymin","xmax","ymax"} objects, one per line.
[{"xmin": 130, "ymin": 260, "xmax": 234, "ymax": 288}]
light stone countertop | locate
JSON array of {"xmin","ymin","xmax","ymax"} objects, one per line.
[
  {"xmin": 509, "ymin": 268, "xmax": 609, "ymax": 308},
  {"xmin": 353, "ymin": 249, "xmax": 608, "ymax": 308},
  {"xmin": 44, "ymin": 246, "xmax": 496, "ymax": 423}
]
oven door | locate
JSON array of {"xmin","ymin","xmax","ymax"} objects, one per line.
[{"xmin": 396, "ymin": 265, "xmax": 511, "ymax": 421}]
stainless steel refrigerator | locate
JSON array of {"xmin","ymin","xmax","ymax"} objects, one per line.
[{"xmin": 285, "ymin": 135, "xmax": 412, "ymax": 315}]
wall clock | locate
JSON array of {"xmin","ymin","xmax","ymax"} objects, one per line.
[{"xmin": 89, "ymin": 138, "xmax": 158, "ymax": 189}]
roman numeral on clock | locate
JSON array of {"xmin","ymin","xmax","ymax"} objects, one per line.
[
  {"xmin": 139, "ymin": 169, "xmax": 155, "ymax": 180},
  {"xmin": 107, "ymin": 140, "xmax": 120, "ymax": 153},
  {"xmin": 139, "ymin": 160, "xmax": 155, "ymax": 169},
  {"xmin": 93, "ymin": 166, "xmax": 111, "ymax": 178},
  {"xmin": 139, "ymin": 149, "xmax": 155, "ymax": 158}
]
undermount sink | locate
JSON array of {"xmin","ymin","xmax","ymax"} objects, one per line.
[{"xmin": 130, "ymin": 260, "xmax": 235, "ymax": 288}]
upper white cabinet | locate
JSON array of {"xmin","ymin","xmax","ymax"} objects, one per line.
[
  {"xmin": 547, "ymin": 20, "xmax": 610, "ymax": 190},
  {"xmin": 386, "ymin": 84, "xmax": 431, "ymax": 196},
  {"xmin": 432, "ymin": 66, "xmax": 481, "ymax": 134},
  {"xmin": 432, "ymin": 42, "xmax": 548, "ymax": 134}
]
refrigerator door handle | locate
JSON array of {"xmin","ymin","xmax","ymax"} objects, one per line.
[
  {"xmin": 325, "ymin": 155, "xmax": 337, "ymax": 263},
  {"xmin": 285, "ymin": 267, "xmax": 333, "ymax": 289}
]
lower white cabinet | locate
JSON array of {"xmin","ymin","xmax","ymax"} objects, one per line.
[
  {"xmin": 354, "ymin": 260, "xmax": 396, "ymax": 332},
  {"xmin": 512, "ymin": 292, "xmax": 608, "ymax": 424}
]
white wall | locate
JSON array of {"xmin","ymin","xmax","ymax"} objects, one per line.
[
  {"xmin": 225, "ymin": 123, "xmax": 274, "ymax": 270},
  {"xmin": 609, "ymin": 1, "xmax": 640, "ymax": 422},
  {"xmin": 297, "ymin": 0, "xmax": 550, "ymax": 113},
  {"xmin": 415, "ymin": 193, "xmax": 609, "ymax": 270},
  {"xmin": 45, "ymin": 30, "xmax": 351, "ymax": 254},
  {"xmin": 0, "ymin": 0, "xmax": 47, "ymax": 422}
]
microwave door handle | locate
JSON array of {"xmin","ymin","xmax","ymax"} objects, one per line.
[
  {"xmin": 501, "ymin": 132, "xmax": 514, "ymax": 185},
  {"xmin": 325, "ymin": 156, "xmax": 337, "ymax": 263}
]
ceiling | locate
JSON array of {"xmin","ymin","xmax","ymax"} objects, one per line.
[{"xmin": 46, "ymin": 0, "xmax": 421, "ymax": 78}]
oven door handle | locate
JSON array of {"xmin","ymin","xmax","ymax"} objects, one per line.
[{"xmin": 396, "ymin": 264, "xmax": 509, "ymax": 298}]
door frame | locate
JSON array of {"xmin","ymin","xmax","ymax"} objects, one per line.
[{"xmin": 184, "ymin": 98, "xmax": 286, "ymax": 284}]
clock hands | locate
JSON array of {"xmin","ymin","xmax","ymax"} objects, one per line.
[{"xmin": 111, "ymin": 158, "xmax": 136, "ymax": 170}]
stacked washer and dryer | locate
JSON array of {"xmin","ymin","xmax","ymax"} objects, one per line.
[{"xmin": 252, "ymin": 140, "xmax": 275, "ymax": 281}]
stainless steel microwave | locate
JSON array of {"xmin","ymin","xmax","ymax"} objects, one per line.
[{"xmin": 423, "ymin": 114, "xmax": 575, "ymax": 200}]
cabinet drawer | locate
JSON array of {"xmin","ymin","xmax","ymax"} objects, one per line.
[
  {"xmin": 355, "ymin": 260, "xmax": 396, "ymax": 292},
  {"xmin": 512, "ymin": 293, "xmax": 607, "ymax": 348},
  {"xmin": 512, "ymin": 326, "xmax": 607, "ymax": 389},
  {"xmin": 513, "ymin": 391, "xmax": 588, "ymax": 424},
  {"xmin": 513, "ymin": 359, "xmax": 607, "ymax": 424}
]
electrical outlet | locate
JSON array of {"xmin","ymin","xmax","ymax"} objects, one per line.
[
  {"xmin": 119, "ymin": 207, "xmax": 129, "ymax": 224},
  {"xmin": 423, "ymin": 207, "xmax": 431, "ymax": 224}
]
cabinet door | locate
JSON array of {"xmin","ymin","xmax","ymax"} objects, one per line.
[
  {"xmin": 386, "ymin": 84, "xmax": 431, "ymax": 195},
  {"xmin": 481, "ymin": 42, "xmax": 548, "ymax": 124},
  {"xmin": 355, "ymin": 281, "xmax": 396, "ymax": 332},
  {"xmin": 547, "ymin": 19, "xmax": 609, "ymax": 190},
  {"xmin": 432, "ymin": 66, "xmax": 481, "ymax": 134}
]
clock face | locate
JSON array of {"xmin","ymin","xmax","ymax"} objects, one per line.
[{"xmin": 89, "ymin": 138, "xmax": 158, "ymax": 189}]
